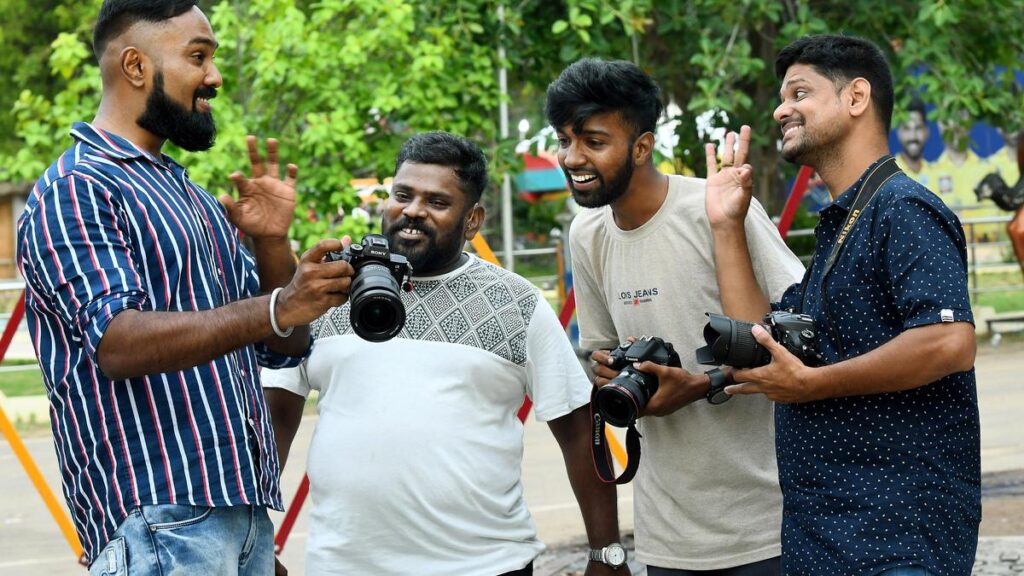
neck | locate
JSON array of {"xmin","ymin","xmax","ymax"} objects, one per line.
[
  {"xmin": 817, "ymin": 137, "xmax": 890, "ymax": 200},
  {"xmin": 417, "ymin": 251, "xmax": 468, "ymax": 278},
  {"xmin": 899, "ymin": 153, "xmax": 923, "ymax": 174},
  {"xmin": 609, "ymin": 166, "xmax": 669, "ymax": 230},
  {"xmin": 93, "ymin": 97, "xmax": 165, "ymax": 158}
]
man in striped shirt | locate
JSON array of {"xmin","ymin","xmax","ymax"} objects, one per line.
[{"xmin": 16, "ymin": 1, "xmax": 354, "ymax": 573}]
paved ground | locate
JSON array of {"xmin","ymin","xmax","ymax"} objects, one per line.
[{"xmin": 1, "ymin": 329, "xmax": 1023, "ymax": 574}]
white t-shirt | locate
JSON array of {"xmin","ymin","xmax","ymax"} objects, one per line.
[
  {"xmin": 569, "ymin": 175, "xmax": 804, "ymax": 570},
  {"xmin": 262, "ymin": 255, "xmax": 592, "ymax": 576}
]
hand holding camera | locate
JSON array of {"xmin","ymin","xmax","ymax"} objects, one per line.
[
  {"xmin": 324, "ymin": 234, "xmax": 412, "ymax": 342},
  {"xmin": 696, "ymin": 311, "xmax": 827, "ymax": 404}
]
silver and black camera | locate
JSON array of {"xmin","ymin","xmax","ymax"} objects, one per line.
[
  {"xmin": 325, "ymin": 234, "xmax": 412, "ymax": 342},
  {"xmin": 594, "ymin": 336, "xmax": 681, "ymax": 427},
  {"xmin": 696, "ymin": 311, "xmax": 824, "ymax": 369}
]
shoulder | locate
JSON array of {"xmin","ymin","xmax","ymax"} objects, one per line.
[{"xmin": 876, "ymin": 172, "xmax": 960, "ymax": 223}]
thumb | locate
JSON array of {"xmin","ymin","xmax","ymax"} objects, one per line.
[
  {"xmin": 219, "ymin": 194, "xmax": 237, "ymax": 214},
  {"xmin": 751, "ymin": 324, "xmax": 787, "ymax": 357},
  {"xmin": 634, "ymin": 361, "xmax": 666, "ymax": 376}
]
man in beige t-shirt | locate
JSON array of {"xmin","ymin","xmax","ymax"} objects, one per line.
[{"xmin": 546, "ymin": 59, "xmax": 803, "ymax": 574}]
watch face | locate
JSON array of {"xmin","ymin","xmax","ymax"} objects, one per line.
[
  {"xmin": 708, "ymin": 389, "xmax": 731, "ymax": 405},
  {"xmin": 606, "ymin": 545, "xmax": 626, "ymax": 566}
]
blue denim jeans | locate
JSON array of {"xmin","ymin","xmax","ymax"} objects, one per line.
[
  {"xmin": 876, "ymin": 567, "xmax": 934, "ymax": 576},
  {"xmin": 88, "ymin": 504, "xmax": 274, "ymax": 576}
]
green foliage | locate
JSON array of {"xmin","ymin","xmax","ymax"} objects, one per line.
[{"xmin": 2, "ymin": 0, "xmax": 1023, "ymax": 245}]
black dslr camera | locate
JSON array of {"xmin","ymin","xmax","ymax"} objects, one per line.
[
  {"xmin": 696, "ymin": 311, "xmax": 823, "ymax": 369},
  {"xmin": 325, "ymin": 234, "xmax": 412, "ymax": 342},
  {"xmin": 594, "ymin": 336, "xmax": 681, "ymax": 427}
]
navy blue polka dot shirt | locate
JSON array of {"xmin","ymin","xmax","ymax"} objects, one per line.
[{"xmin": 774, "ymin": 156, "xmax": 981, "ymax": 575}]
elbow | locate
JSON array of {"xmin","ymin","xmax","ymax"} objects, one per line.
[
  {"xmin": 941, "ymin": 324, "xmax": 976, "ymax": 375},
  {"xmin": 97, "ymin": 351, "xmax": 133, "ymax": 381}
]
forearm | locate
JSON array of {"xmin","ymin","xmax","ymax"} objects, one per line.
[
  {"xmin": 806, "ymin": 322, "xmax": 975, "ymax": 400},
  {"xmin": 549, "ymin": 406, "xmax": 620, "ymax": 547},
  {"xmin": 711, "ymin": 224, "xmax": 770, "ymax": 322},
  {"xmin": 265, "ymin": 388, "xmax": 305, "ymax": 470},
  {"xmin": 97, "ymin": 298, "xmax": 278, "ymax": 380}
]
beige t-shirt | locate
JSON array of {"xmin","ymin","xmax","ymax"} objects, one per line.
[{"xmin": 569, "ymin": 175, "xmax": 804, "ymax": 570}]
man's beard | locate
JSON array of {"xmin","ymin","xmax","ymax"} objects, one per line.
[
  {"xmin": 566, "ymin": 148, "xmax": 635, "ymax": 209},
  {"xmin": 137, "ymin": 71, "xmax": 217, "ymax": 152},
  {"xmin": 383, "ymin": 215, "xmax": 467, "ymax": 276},
  {"xmin": 780, "ymin": 118, "xmax": 840, "ymax": 168}
]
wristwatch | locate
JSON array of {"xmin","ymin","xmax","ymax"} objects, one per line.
[
  {"xmin": 706, "ymin": 368, "xmax": 731, "ymax": 405},
  {"xmin": 588, "ymin": 542, "xmax": 627, "ymax": 569}
]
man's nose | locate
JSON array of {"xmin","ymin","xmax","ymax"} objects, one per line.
[{"xmin": 206, "ymin": 62, "xmax": 223, "ymax": 89}]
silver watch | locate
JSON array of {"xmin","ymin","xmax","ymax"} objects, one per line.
[{"xmin": 588, "ymin": 542, "xmax": 627, "ymax": 568}]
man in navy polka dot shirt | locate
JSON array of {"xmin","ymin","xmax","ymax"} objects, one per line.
[{"xmin": 705, "ymin": 35, "xmax": 980, "ymax": 575}]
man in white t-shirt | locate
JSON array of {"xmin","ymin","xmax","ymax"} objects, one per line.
[
  {"xmin": 262, "ymin": 131, "xmax": 627, "ymax": 576},
  {"xmin": 546, "ymin": 59, "xmax": 804, "ymax": 575}
]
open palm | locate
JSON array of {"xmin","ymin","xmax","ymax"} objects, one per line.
[
  {"xmin": 221, "ymin": 135, "xmax": 298, "ymax": 239},
  {"xmin": 704, "ymin": 126, "xmax": 754, "ymax": 229}
]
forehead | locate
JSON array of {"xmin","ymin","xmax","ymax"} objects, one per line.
[
  {"xmin": 780, "ymin": 63, "xmax": 831, "ymax": 90},
  {"xmin": 144, "ymin": 7, "xmax": 217, "ymax": 48},
  {"xmin": 392, "ymin": 162, "xmax": 464, "ymax": 196},
  {"xmin": 559, "ymin": 110, "xmax": 631, "ymax": 137}
]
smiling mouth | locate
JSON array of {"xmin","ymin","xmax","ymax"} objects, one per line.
[
  {"xmin": 781, "ymin": 122, "xmax": 802, "ymax": 140},
  {"xmin": 569, "ymin": 173, "xmax": 598, "ymax": 184},
  {"xmin": 195, "ymin": 97, "xmax": 213, "ymax": 113}
]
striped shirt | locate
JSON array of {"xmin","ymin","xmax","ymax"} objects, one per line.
[{"xmin": 16, "ymin": 122, "xmax": 299, "ymax": 563}]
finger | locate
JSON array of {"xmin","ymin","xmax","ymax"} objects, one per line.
[
  {"xmin": 302, "ymin": 238, "xmax": 345, "ymax": 263},
  {"xmin": 751, "ymin": 324, "xmax": 790, "ymax": 358},
  {"xmin": 625, "ymin": 336, "xmax": 637, "ymax": 343},
  {"xmin": 284, "ymin": 163, "xmax": 298, "ymax": 188},
  {"xmin": 592, "ymin": 364, "xmax": 620, "ymax": 380},
  {"xmin": 246, "ymin": 135, "xmax": 264, "ymax": 178},
  {"xmin": 340, "ymin": 235, "xmax": 353, "ymax": 249},
  {"xmin": 633, "ymin": 361, "xmax": 665, "ymax": 375},
  {"xmin": 735, "ymin": 125, "xmax": 751, "ymax": 166},
  {"xmin": 266, "ymin": 138, "xmax": 279, "ymax": 180},
  {"xmin": 228, "ymin": 171, "xmax": 247, "ymax": 195},
  {"xmin": 724, "ymin": 382, "xmax": 760, "ymax": 395},
  {"xmin": 722, "ymin": 131, "xmax": 736, "ymax": 165},
  {"xmin": 218, "ymin": 193, "xmax": 237, "ymax": 215},
  {"xmin": 705, "ymin": 142, "xmax": 718, "ymax": 177}
]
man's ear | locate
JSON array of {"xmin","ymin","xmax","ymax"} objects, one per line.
[
  {"xmin": 846, "ymin": 77, "xmax": 873, "ymax": 120},
  {"xmin": 633, "ymin": 131, "xmax": 656, "ymax": 166},
  {"xmin": 464, "ymin": 203, "xmax": 485, "ymax": 240},
  {"xmin": 120, "ymin": 47, "xmax": 148, "ymax": 88}
]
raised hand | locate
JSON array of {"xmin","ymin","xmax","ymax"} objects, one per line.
[
  {"xmin": 222, "ymin": 135, "xmax": 298, "ymax": 239},
  {"xmin": 704, "ymin": 125, "xmax": 754, "ymax": 230}
]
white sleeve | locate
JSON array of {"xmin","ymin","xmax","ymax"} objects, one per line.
[
  {"xmin": 568, "ymin": 220, "xmax": 619, "ymax": 351},
  {"xmin": 745, "ymin": 197, "xmax": 805, "ymax": 301},
  {"xmin": 260, "ymin": 361, "xmax": 313, "ymax": 399},
  {"xmin": 524, "ymin": 295, "xmax": 592, "ymax": 422}
]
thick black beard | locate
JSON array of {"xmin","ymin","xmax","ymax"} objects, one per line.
[
  {"xmin": 568, "ymin": 145, "xmax": 635, "ymax": 209},
  {"xmin": 137, "ymin": 72, "xmax": 217, "ymax": 152},
  {"xmin": 383, "ymin": 215, "xmax": 467, "ymax": 275}
]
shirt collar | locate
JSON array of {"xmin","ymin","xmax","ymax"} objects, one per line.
[
  {"xmin": 825, "ymin": 154, "xmax": 893, "ymax": 214},
  {"xmin": 70, "ymin": 121, "xmax": 185, "ymax": 171}
]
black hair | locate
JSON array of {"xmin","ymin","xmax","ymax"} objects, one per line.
[
  {"xmin": 545, "ymin": 58, "xmax": 663, "ymax": 138},
  {"xmin": 775, "ymin": 35, "xmax": 894, "ymax": 132},
  {"xmin": 906, "ymin": 95, "xmax": 927, "ymax": 121},
  {"xmin": 395, "ymin": 132, "xmax": 488, "ymax": 205},
  {"xmin": 93, "ymin": 0, "xmax": 198, "ymax": 59}
]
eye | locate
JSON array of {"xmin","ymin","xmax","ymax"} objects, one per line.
[
  {"xmin": 429, "ymin": 198, "xmax": 450, "ymax": 208},
  {"xmin": 557, "ymin": 137, "xmax": 570, "ymax": 148},
  {"xmin": 192, "ymin": 52, "xmax": 206, "ymax": 63},
  {"xmin": 392, "ymin": 190, "xmax": 410, "ymax": 201},
  {"xmin": 795, "ymin": 89, "xmax": 808, "ymax": 99},
  {"xmin": 587, "ymin": 139, "xmax": 605, "ymax": 148}
]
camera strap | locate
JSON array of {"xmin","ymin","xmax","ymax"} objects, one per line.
[
  {"xmin": 590, "ymin": 387, "xmax": 642, "ymax": 484},
  {"xmin": 821, "ymin": 155, "xmax": 901, "ymax": 279}
]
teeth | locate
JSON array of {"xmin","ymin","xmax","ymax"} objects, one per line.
[
  {"xmin": 571, "ymin": 173, "xmax": 597, "ymax": 183},
  {"xmin": 402, "ymin": 228, "xmax": 423, "ymax": 235}
]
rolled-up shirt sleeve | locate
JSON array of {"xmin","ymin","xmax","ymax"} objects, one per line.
[
  {"xmin": 20, "ymin": 174, "xmax": 148, "ymax": 362},
  {"xmin": 880, "ymin": 196, "xmax": 974, "ymax": 329}
]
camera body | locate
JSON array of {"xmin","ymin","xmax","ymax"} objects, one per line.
[
  {"xmin": 595, "ymin": 336, "xmax": 681, "ymax": 427},
  {"xmin": 696, "ymin": 310, "xmax": 823, "ymax": 369},
  {"xmin": 325, "ymin": 234, "xmax": 412, "ymax": 342}
]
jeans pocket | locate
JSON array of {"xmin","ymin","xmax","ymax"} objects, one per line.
[
  {"xmin": 88, "ymin": 537, "xmax": 126, "ymax": 576},
  {"xmin": 141, "ymin": 503, "xmax": 215, "ymax": 532}
]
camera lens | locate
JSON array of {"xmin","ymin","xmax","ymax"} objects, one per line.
[
  {"xmin": 349, "ymin": 262, "xmax": 406, "ymax": 342},
  {"xmin": 696, "ymin": 313, "xmax": 771, "ymax": 368},
  {"xmin": 595, "ymin": 368, "xmax": 655, "ymax": 427}
]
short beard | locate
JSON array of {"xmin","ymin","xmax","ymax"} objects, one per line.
[
  {"xmin": 137, "ymin": 72, "xmax": 217, "ymax": 152},
  {"xmin": 383, "ymin": 214, "xmax": 467, "ymax": 275},
  {"xmin": 568, "ymin": 143, "xmax": 635, "ymax": 209}
]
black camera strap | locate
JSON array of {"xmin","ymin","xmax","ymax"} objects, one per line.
[
  {"xmin": 822, "ymin": 155, "xmax": 901, "ymax": 279},
  {"xmin": 590, "ymin": 387, "xmax": 642, "ymax": 484}
]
